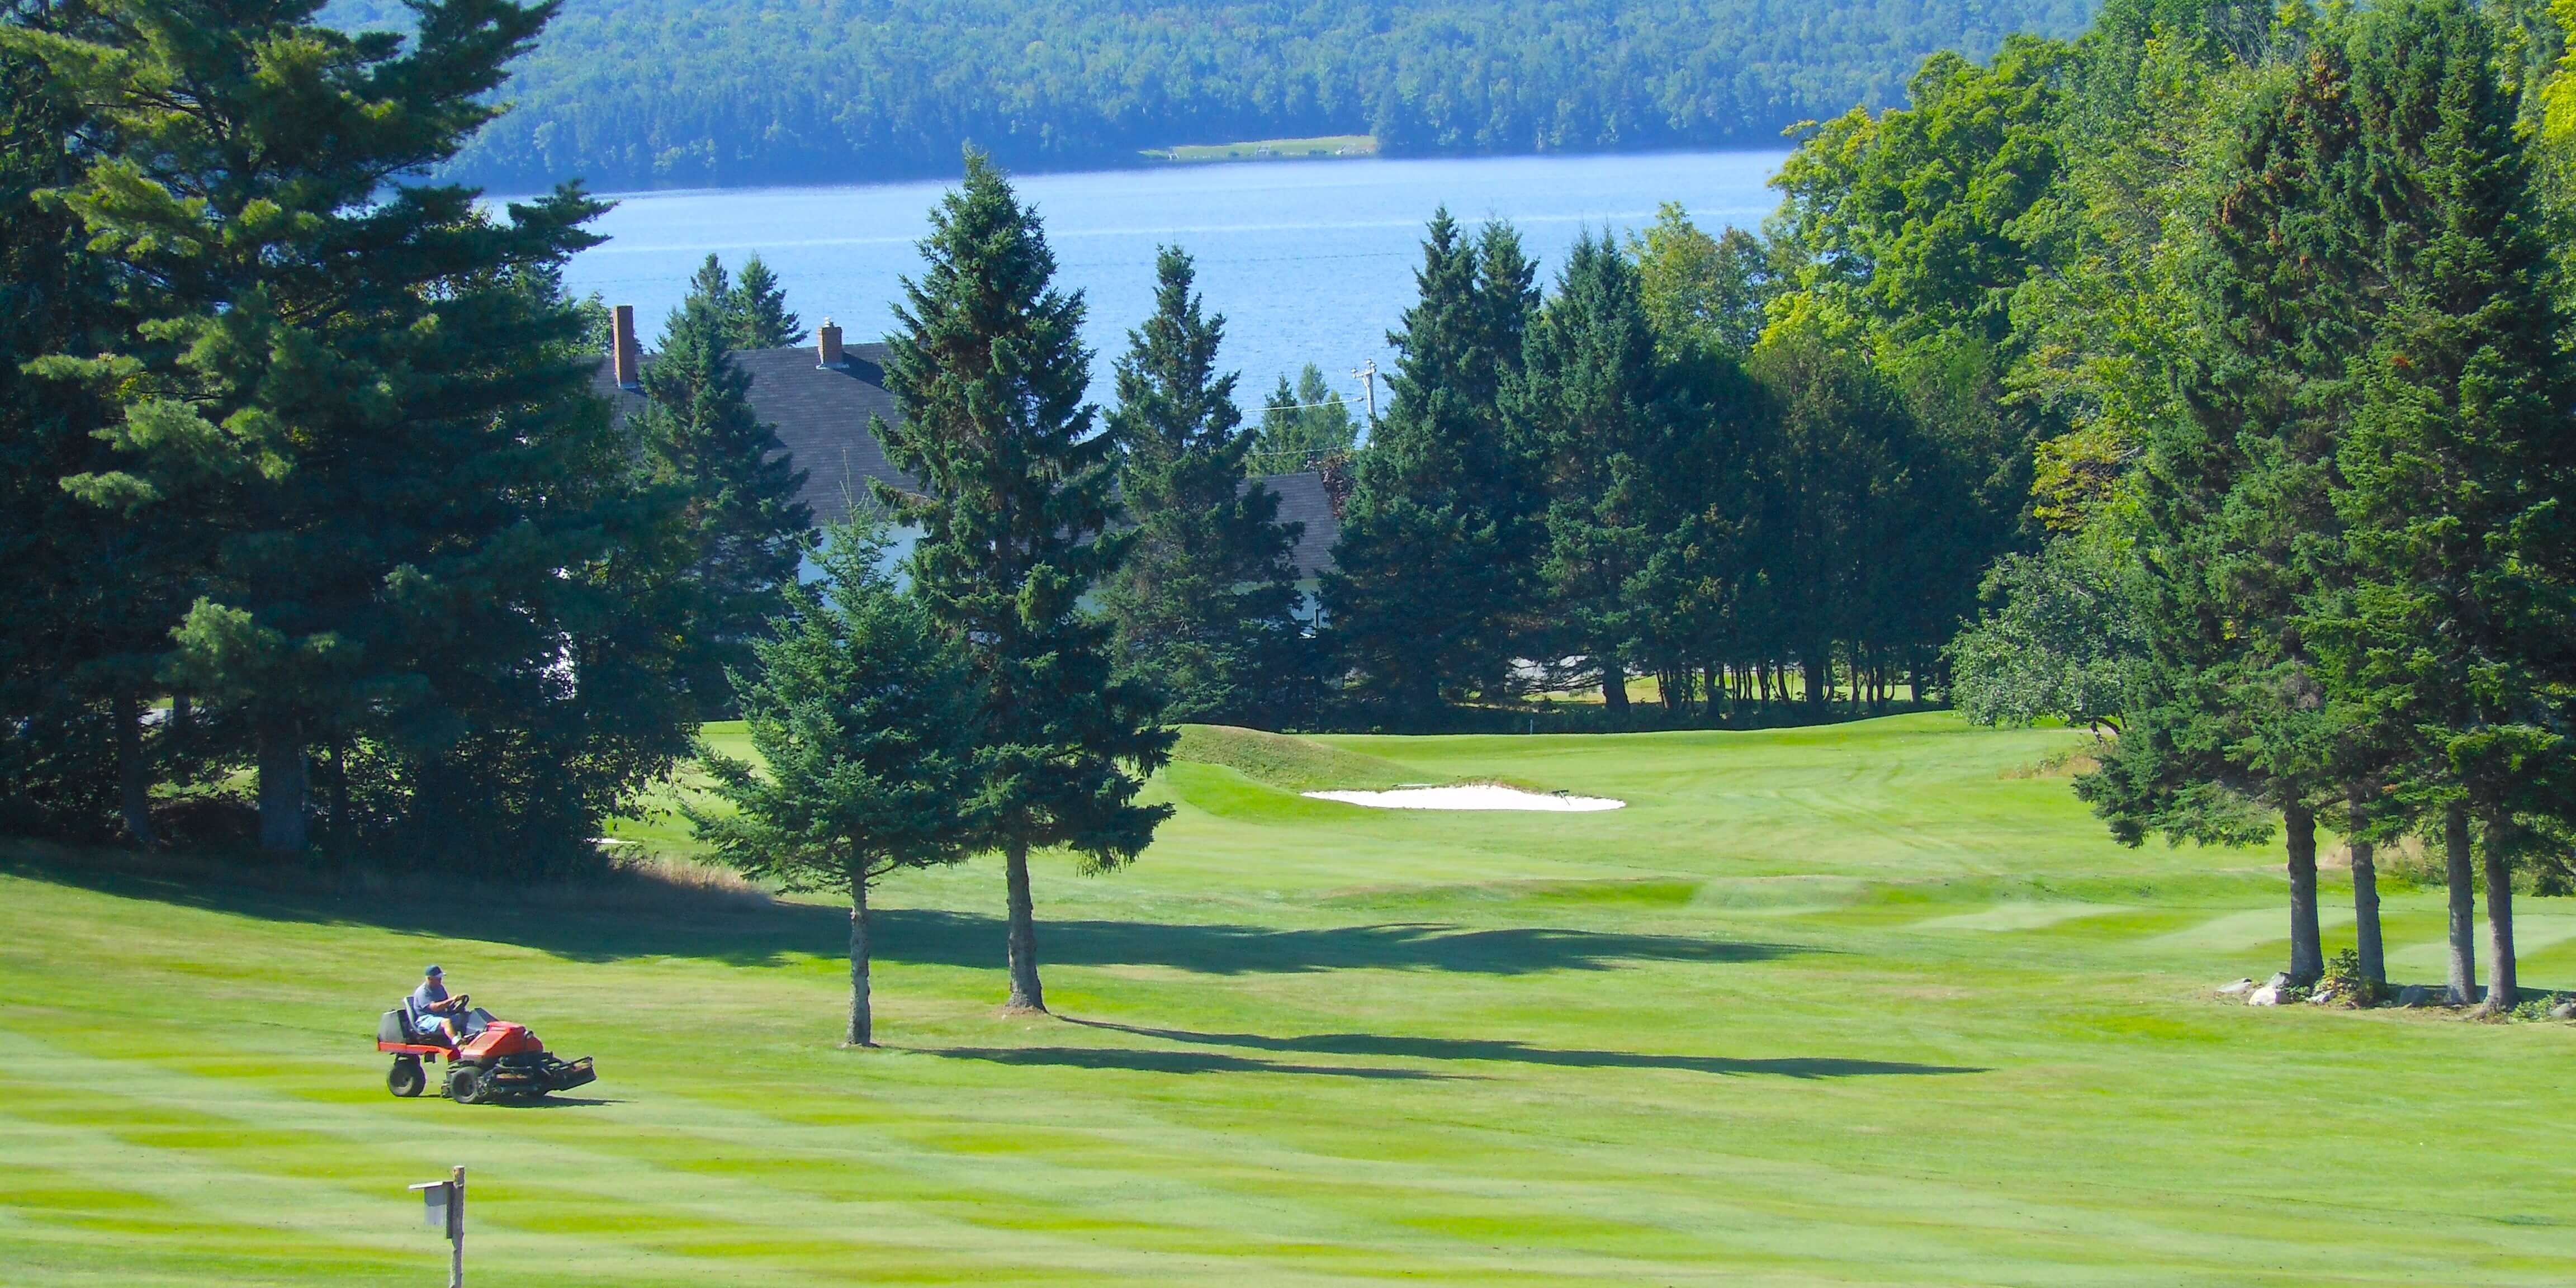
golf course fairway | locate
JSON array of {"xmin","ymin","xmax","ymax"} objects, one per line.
[{"xmin": 3, "ymin": 713, "xmax": 2570, "ymax": 1284}]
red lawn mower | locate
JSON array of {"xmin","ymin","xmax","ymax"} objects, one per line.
[{"xmin": 376, "ymin": 996, "xmax": 597, "ymax": 1105}]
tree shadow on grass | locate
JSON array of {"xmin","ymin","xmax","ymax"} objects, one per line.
[
  {"xmin": 921, "ymin": 1045, "xmax": 1466, "ymax": 1080},
  {"xmin": 870, "ymin": 910, "xmax": 1811, "ymax": 976},
  {"xmin": 2, "ymin": 852, "xmax": 1812, "ymax": 976},
  {"xmin": 1064, "ymin": 1018, "xmax": 1987, "ymax": 1079}
]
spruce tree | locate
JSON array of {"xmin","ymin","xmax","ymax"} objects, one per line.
[
  {"xmin": 1324, "ymin": 211, "xmax": 1541, "ymax": 722},
  {"xmin": 1509, "ymin": 234, "xmax": 1679, "ymax": 718},
  {"xmin": 2077, "ymin": 34, "xmax": 2398, "ymax": 990},
  {"xmin": 641, "ymin": 272, "xmax": 814, "ymax": 709},
  {"xmin": 691, "ymin": 524, "xmax": 983, "ymax": 1046},
  {"xmin": 1250, "ymin": 365, "xmax": 1358, "ymax": 472},
  {"xmin": 729, "ymin": 253, "xmax": 807, "ymax": 348},
  {"xmin": 874, "ymin": 152, "xmax": 1172, "ymax": 1013},
  {"xmin": 1100, "ymin": 248, "xmax": 1308, "ymax": 726},
  {"xmin": 2307, "ymin": 0, "xmax": 2576, "ymax": 1015}
]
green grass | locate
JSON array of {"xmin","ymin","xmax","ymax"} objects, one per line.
[
  {"xmin": 5, "ymin": 713, "xmax": 2573, "ymax": 1285},
  {"xmin": 1142, "ymin": 134, "xmax": 1377, "ymax": 163}
]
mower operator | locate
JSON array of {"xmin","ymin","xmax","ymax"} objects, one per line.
[{"xmin": 409, "ymin": 965, "xmax": 466, "ymax": 1044}]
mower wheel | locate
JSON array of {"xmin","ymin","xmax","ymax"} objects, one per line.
[
  {"xmin": 387, "ymin": 1055, "xmax": 427, "ymax": 1098},
  {"xmin": 448, "ymin": 1065, "xmax": 490, "ymax": 1105}
]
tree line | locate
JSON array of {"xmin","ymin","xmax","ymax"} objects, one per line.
[
  {"xmin": 313, "ymin": 0, "xmax": 2096, "ymax": 191},
  {"xmin": 1924, "ymin": 0, "xmax": 2576, "ymax": 1014},
  {"xmin": 0, "ymin": 0, "xmax": 817, "ymax": 874}
]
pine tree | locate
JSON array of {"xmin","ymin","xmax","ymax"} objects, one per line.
[
  {"xmin": 691, "ymin": 523, "xmax": 983, "ymax": 1047},
  {"xmin": 874, "ymin": 151, "xmax": 1172, "ymax": 1013},
  {"xmin": 1324, "ymin": 211, "xmax": 1541, "ymax": 722},
  {"xmin": 729, "ymin": 253, "xmax": 807, "ymax": 349},
  {"xmin": 0, "ymin": 18, "xmax": 189, "ymax": 841},
  {"xmin": 1101, "ymin": 248, "xmax": 1309, "ymax": 726},
  {"xmin": 641, "ymin": 271, "xmax": 815, "ymax": 709},
  {"xmin": 1250, "ymin": 364, "xmax": 1359, "ymax": 472},
  {"xmin": 13, "ymin": 0, "xmax": 602, "ymax": 853},
  {"xmin": 13, "ymin": 0, "xmax": 702, "ymax": 868},
  {"xmin": 2306, "ymin": 0, "xmax": 2576, "ymax": 1015},
  {"xmin": 1510, "ymin": 234, "xmax": 1680, "ymax": 719},
  {"xmin": 2078, "ymin": 40, "xmax": 2378, "ymax": 989}
]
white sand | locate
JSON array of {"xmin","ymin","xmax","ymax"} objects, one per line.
[{"xmin": 1301, "ymin": 784, "xmax": 1625, "ymax": 812}]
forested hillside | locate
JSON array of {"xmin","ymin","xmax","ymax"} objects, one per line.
[{"xmin": 321, "ymin": 0, "xmax": 2099, "ymax": 190}]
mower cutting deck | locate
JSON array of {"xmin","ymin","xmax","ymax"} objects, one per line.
[{"xmin": 377, "ymin": 1003, "xmax": 596, "ymax": 1104}]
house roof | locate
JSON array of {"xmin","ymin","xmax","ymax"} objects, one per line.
[
  {"xmin": 591, "ymin": 342, "xmax": 1339, "ymax": 579},
  {"xmin": 1252, "ymin": 470, "xmax": 1339, "ymax": 583},
  {"xmin": 590, "ymin": 342, "xmax": 912, "ymax": 525}
]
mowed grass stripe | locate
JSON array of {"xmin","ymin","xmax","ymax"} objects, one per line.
[{"xmin": 10, "ymin": 714, "xmax": 2576, "ymax": 1284}]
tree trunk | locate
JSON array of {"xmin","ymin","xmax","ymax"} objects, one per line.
[
  {"xmin": 2348, "ymin": 820, "xmax": 2385, "ymax": 1002},
  {"xmin": 847, "ymin": 869, "xmax": 875, "ymax": 1046},
  {"xmin": 1599, "ymin": 654, "xmax": 1629, "ymax": 719},
  {"xmin": 2474, "ymin": 820, "xmax": 2516, "ymax": 1017},
  {"xmin": 1003, "ymin": 841, "xmax": 1045, "ymax": 1012},
  {"xmin": 2283, "ymin": 800, "xmax": 2323, "ymax": 986},
  {"xmin": 1802, "ymin": 654, "xmax": 1829, "ymax": 714},
  {"xmin": 256, "ymin": 717, "xmax": 308, "ymax": 854},
  {"xmin": 326, "ymin": 735, "xmax": 349, "ymax": 842},
  {"xmin": 2443, "ymin": 802, "xmax": 2476, "ymax": 1006},
  {"xmin": 113, "ymin": 692, "xmax": 154, "ymax": 847}
]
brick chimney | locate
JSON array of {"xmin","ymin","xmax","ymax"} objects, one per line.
[
  {"xmin": 817, "ymin": 317, "xmax": 844, "ymax": 369},
  {"xmin": 610, "ymin": 304, "xmax": 641, "ymax": 389}
]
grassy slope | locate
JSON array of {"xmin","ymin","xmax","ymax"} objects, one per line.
[{"xmin": 4, "ymin": 713, "xmax": 2572, "ymax": 1286}]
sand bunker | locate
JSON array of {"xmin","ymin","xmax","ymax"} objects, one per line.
[{"xmin": 1302, "ymin": 785, "xmax": 1625, "ymax": 812}]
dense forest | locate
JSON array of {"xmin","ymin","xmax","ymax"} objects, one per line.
[{"xmin": 318, "ymin": 0, "xmax": 2101, "ymax": 190}]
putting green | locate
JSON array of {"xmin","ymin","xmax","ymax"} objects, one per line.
[{"xmin": 3, "ymin": 713, "xmax": 2570, "ymax": 1285}]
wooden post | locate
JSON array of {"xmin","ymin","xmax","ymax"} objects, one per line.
[{"xmin": 449, "ymin": 1165, "xmax": 465, "ymax": 1288}]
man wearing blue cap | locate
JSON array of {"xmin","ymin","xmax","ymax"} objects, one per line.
[{"xmin": 409, "ymin": 965, "xmax": 466, "ymax": 1044}]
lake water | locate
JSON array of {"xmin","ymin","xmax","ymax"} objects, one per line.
[{"xmin": 559, "ymin": 150, "xmax": 1789, "ymax": 408}]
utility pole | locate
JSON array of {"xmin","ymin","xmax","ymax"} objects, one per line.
[{"xmin": 1350, "ymin": 359, "xmax": 1379, "ymax": 433}]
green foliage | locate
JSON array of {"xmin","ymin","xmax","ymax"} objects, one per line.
[
  {"xmin": 873, "ymin": 151, "xmax": 1173, "ymax": 1006},
  {"xmin": 689, "ymin": 522, "xmax": 983, "ymax": 1041},
  {"xmin": 1100, "ymin": 248, "xmax": 1315, "ymax": 728},
  {"xmin": 727, "ymin": 254, "xmax": 805, "ymax": 349},
  {"xmin": 1947, "ymin": 537, "xmax": 2148, "ymax": 730},
  {"xmin": 1508, "ymin": 233, "xmax": 1692, "ymax": 716},
  {"xmin": 0, "ymin": 24, "xmax": 182, "ymax": 839},
  {"xmin": 2304, "ymin": 0, "xmax": 2576, "ymax": 854},
  {"xmin": 1630, "ymin": 204, "xmax": 1776, "ymax": 356},
  {"xmin": 376, "ymin": 0, "xmax": 2099, "ymax": 190},
  {"xmin": 641, "ymin": 257, "xmax": 816, "ymax": 707},
  {"xmin": 3, "ymin": 0, "xmax": 704, "ymax": 872},
  {"xmin": 1323, "ymin": 212, "xmax": 1542, "ymax": 723},
  {"xmin": 693, "ymin": 527, "xmax": 983, "ymax": 890},
  {"xmin": 1251, "ymin": 364, "xmax": 1359, "ymax": 473}
]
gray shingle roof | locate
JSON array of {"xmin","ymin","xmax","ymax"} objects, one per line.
[
  {"xmin": 589, "ymin": 342, "xmax": 910, "ymax": 527},
  {"xmin": 1248, "ymin": 470, "xmax": 1340, "ymax": 580},
  {"xmin": 591, "ymin": 342, "xmax": 1338, "ymax": 577}
]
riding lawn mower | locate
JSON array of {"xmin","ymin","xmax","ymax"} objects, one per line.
[{"xmin": 376, "ymin": 995, "xmax": 596, "ymax": 1105}]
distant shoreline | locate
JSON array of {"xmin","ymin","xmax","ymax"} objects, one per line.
[
  {"xmin": 1140, "ymin": 135, "xmax": 1381, "ymax": 164},
  {"xmin": 490, "ymin": 146, "xmax": 1791, "ymax": 204}
]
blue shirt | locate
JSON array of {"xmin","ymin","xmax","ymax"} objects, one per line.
[{"xmin": 410, "ymin": 981, "xmax": 448, "ymax": 1015}]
